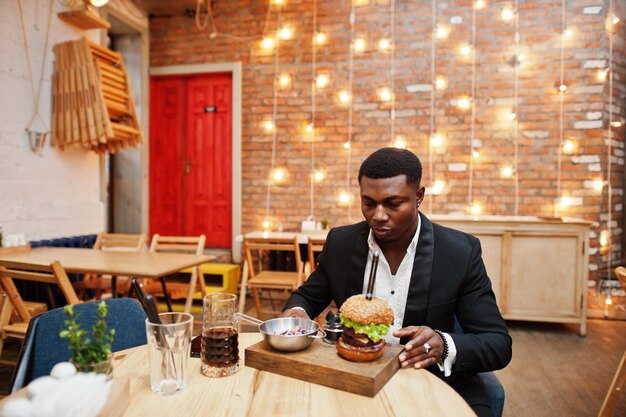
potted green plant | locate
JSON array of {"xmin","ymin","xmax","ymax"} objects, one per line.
[{"xmin": 59, "ymin": 301, "xmax": 116, "ymax": 374}]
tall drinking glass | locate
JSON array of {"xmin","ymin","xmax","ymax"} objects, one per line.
[
  {"xmin": 145, "ymin": 312, "xmax": 193, "ymax": 395},
  {"xmin": 201, "ymin": 293, "xmax": 240, "ymax": 377}
]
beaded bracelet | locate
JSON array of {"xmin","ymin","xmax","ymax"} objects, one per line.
[{"xmin": 434, "ymin": 329, "xmax": 449, "ymax": 361}]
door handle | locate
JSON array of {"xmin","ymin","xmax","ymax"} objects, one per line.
[{"xmin": 184, "ymin": 160, "xmax": 191, "ymax": 175}]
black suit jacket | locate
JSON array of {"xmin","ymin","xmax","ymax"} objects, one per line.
[{"xmin": 285, "ymin": 213, "xmax": 512, "ymax": 407}]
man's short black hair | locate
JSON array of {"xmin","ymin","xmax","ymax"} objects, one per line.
[{"xmin": 358, "ymin": 147, "xmax": 422, "ymax": 186}]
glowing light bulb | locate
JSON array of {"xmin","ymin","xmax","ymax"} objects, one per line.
[
  {"xmin": 435, "ymin": 26, "xmax": 449, "ymax": 39},
  {"xmin": 354, "ymin": 38, "xmax": 366, "ymax": 52},
  {"xmin": 475, "ymin": 0, "xmax": 485, "ymax": 9},
  {"xmin": 431, "ymin": 180, "xmax": 445, "ymax": 195},
  {"xmin": 306, "ymin": 123, "xmax": 314, "ymax": 133},
  {"xmin": 313, "ymin": 170, "xmax": 325, "ymax": 181},
  {"xmin": 278, "ymin": 74, "xmax": 291, "ymax": 88},
  {"xmin": 470, "ymin": 203, "xmax": 482, "ymax": 215},
  {"xmin": 457, "ymin": 97, "xmax": 471, "ymax": 110},
  {"xmin": 262, "ymin": 219, "xmax": 271, "ymax": 229},
  {"xmin": 393, "ymin": 135, "xmax": 406, "ymax": 148},
  {"xmin": 563, "ymin": 29, "xmax": 573, "ymax": 38},
  {"xmin": 261, "ymin": 37, "xmax": 275, "ymax": 50},
  {"xmin": 563, "ymin": 140, "xmax": 575, "ymax": 153},
  {"xmin": 378, "ymin": 38, "xmax": 391, "ymax": 51},
  {"xmin": 315, "ymin": 32, "xmax": 327, "ymax": 44},
  {"xmin": 338, "ymin": 191, "xmax": 351, "ymax": 205},
  {"xmin": 378, "ymin": 87, "xmax": 392, "ymax": 102},
  {"xmin": 613, "ymin": 15, "xmax": 620, "ymax": 25},
  {"xmin": 593, "ymin": 180, "xmax": 605, "ymax": 191},
  {"xmin": 435, "ymin": 76, "xmax": 447, "ymax": 90},
  {"xmin": 472, "ymin": 150, "xmax": 480, "ymax": 159},
  {"xmin": 501, "ymin": 165, "xmax": 513, "ymax": 178},
  {"xmin": 508, "ymin": 112, "xmax": 517, "ymax": 121},
  {"xmin": 600, "ymin": 230, "xmax": 609, "ymax": 247},
  {"xmin": 598, "ymin": 68, "xmax": 609, "ymax": 81},
  {"xmin": 279, "ymin": 27, "xmax": 293, "ymax": 40},
  {"xmin": 430, "ymin": 133, "xmax": 444, "ymax": 147},
  {"xmin": 338, "ymin": 90, "xmax": 351, "ymax": 103},
  {"xmin": 272, "ymin": 0, "xmax": 284, "ymax": 5},
  {"xmin": 263, "ymin": 120, "xmax": 274, "ymax": 131},
  {"xmin": 559, "ymin": 196, "xmax": 572, "ymax": 208},
  {"xmin": 559, "ymin": 84, "xmax": 567, "ymax": 92},
  {"xmin": 516, "ymin": 54, "xmax": 526, "ymax": 63},
  {"xmin": 343, "ymin": 141, "xmax": 351, "ymax": 150},
  {"xmin": 459, "ymin": 45, "xmax": 472, "ymax": 56},
  {"xmin": 316, "ymin": 73, "xmax": 330, "ymax": 88},
  {"xmin": 272, "ymin": 168, "xmax": 286, "ymax": 182},
  {"xmin": 89, "ymin": 0, "xmax": 109, "ymax": 6},
  {"xmin": 605, "ymin": 296, "xmax": 613, "ymax": 305},
  {"xmin": 501, "ymin": 8, "xmax": 514, "ymax": 21},
  {"xmin": 611, "ymin": 121, "xmax": 623, "ymax": 127}
]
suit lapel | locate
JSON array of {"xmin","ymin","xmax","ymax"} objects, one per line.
[
  {"xmin": 345, "ymin": 222, "xmax": 369, "ymax": 301},
  {"xmin": 402, "ymin": 212, "xmax": 434, "ymax": 328}
]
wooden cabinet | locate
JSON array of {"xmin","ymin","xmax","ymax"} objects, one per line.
[{"xmin": 430, "ymin": 215, "xmax": 591, "ymax": 336}]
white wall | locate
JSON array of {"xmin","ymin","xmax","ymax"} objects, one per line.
[{"xmin": 0, "ymin": 1, "xmax": 106, "ymax": 242}]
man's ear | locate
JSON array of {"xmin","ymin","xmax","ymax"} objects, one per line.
[{"xmin": 416, "ymin": 185, "xmax": 425, "ymax": 207}]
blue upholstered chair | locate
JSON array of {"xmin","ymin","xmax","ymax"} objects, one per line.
[
  {"xmin": 10, "ymin": 298, "xmax": 147, "ymax": 392},
  {"xmin": 454, "ymin": 318, "xmax": 506, "ymax": 417}
]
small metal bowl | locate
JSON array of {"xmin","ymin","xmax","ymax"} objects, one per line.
[{"xmin": 259, "ymin": 317, "xmax": 326, "ymax": 352}]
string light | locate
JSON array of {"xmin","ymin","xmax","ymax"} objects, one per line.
[
  {"xmin": 459, "ymin": 44, "xmax": 472, "ymax": 56},
  {"xmin": 261, "ymin": 37, "xmax": 275, "ymax": 50},
  {"xmin": 501, "ymin": 8, "xmax": 514, "ymax": 21},
  {"xmin": 516, "ymin": 54, "xmax": 526, "ymax": 63},
  {"xmin": 343, "ymin": 141, "xmax": 351, "ymax": 150},
  {"xmin": 279, "ymin": 26, "xmax": 293, "ymax": 40},
  {"xmin": 597, "ymin": 68, "xmax": 609, "ymax": 80},
  {"xmin": 393, "ymin": 135, "xmax": 406, "ymax": 148},
  {"xmin": 431, "ymin": 180, "xmax": 446, "ymax": 195},
  {"xmin": 472, "ymin": 150, "xmax": 480, "ymax": 159},
  {"xmin": 338, "ymin": 190, "xmax": 352, "ymax": 206},
  {"xmin": 263, "ymin": 120, "xmax": 274, "ymax": 131},
  {"xmin": 316, "ymin": 73, "xmax": 330, "ymax": 88},
  {"xmin": 457, "ymin": 97, "xmax": 471, "ymax": 110},
  {"xmin": 278, "ymin": 73, "xmax": 291, "ymax": 88},
  {"xmin": 430, "ymin": 133, "xmax": 444, "ymax": 147},
  {"xmin": 501, "ymin": 165, "xmax": 514, "ymax": 178},
  {"xmin": 378, "ymin": 38, "xmax": 391, "ymax": 51},
  {"xmin": 508, "ymin": 112, "xmax": 517, "ymax": 120},
  {"xmin": 306, "ymin": 123, "xmax": 314, "ymax": 133},
  {"xmin": 563, "ymin": 139, "xmax": 575, "ymax": 153},
  {"xmin": 354, "ymin": 37, "xmax": 366, "ymax": 52},
  {"xmin": 470, "ymin": 202, "xmax": 482, "ymax": 215},
  {"xmin": 272, "ymin": 168, "xmax": 287, "ymax": 182},
  {"xmin": 378, "ymin": 87, "xmax": 392, "ymax": 102},
  {"xmin": 315, "ymin": 32, "xmax": 327, "ymax": 45},
  {"xmin": 427, "ymin": 0, "xmax": 438, "ymax": 214},
  {"xmin": 593, "ymin": 180, "xmax": 605, "ymax": 191},
  {"xmin": 475, "ymin": 0, "xmax": 486, "ymax": 9},
  {"xmin": 338, "ymin": 90, "xmax": 351, "ymax": 103},
  {"xmin": 435, "ymin": 76, "xmax": 447, "ymax": 90},
  {"xmin": 555, "ymin": 0, "xmax": 566, "ymax": 216},
  {"xmin": 262, "ymin": 219, "xmax": 271, "ymax": 230},
  {"xmin": 313, "ymin": 170, "xmax": 325, "ymax": 182},
  {"xmin": 612, "ymin": 15, "xmax": 620, "ymax": 25},
  {"xmin": 563, "ymin": 28, "xmax": 573, "ymax": 38},
  {"xmin": 435, "ymin": 26, "xmax": 449, "ymax": 39}
]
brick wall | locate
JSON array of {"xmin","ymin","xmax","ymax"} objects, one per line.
[{"xmin": 149, "ymin": 0, "xmax": 625, "ymax": 284}]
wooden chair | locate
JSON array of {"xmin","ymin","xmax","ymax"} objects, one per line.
[
  {"xmin": 141, "ymin": 234, "xmax": 207, "ymax": 314},
  {"xmin": 73, "ymin": 232, "xmax": 147, "ymax": 299},
  {"xmin": 0, "ymin": 260, "xmax": 80, "ymax": 359},
  {"xmin": 598, "ymin": 267, "xmax": 626, "ymax": 417},
  {"xmin": 242, "ymin": 236, "xmax": 304, "ymax": 320},
  {"xmin": 306, "ymin": 237, "xmax": 326, "ymax": 274}
]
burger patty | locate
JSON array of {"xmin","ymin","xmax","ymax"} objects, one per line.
[{"xmin": 341, "ymin": 327, "xmax": 380, "ymax": 347}]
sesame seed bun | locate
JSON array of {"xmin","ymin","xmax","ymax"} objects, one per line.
[{"xmin": 339, "ymin": 294, "xmax": 394, "ymax": 325}]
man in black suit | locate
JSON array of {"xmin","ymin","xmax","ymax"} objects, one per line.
[{"xmin": 281, "ymin": 147, "xmax": 512, "ymax": 417}]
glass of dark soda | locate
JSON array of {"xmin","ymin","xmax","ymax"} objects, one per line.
[{"xmin": 201, "ymin": 293, "xmax": 240, "ymax": 377}]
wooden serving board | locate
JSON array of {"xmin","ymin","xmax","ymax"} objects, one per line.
[{"xmin": 245, "ymin": 340, "xmax": 404, "ymax": 397}]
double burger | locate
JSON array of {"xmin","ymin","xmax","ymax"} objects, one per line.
[{"xmin": 336, "ymin": 294, "xmax": 394, "ymax": 362}]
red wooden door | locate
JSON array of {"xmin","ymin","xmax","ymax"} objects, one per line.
[{"xmin": 150, "ymin": 73, "xmax": 232, "ymax": 248}]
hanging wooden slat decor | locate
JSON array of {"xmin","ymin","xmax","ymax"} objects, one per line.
[{"xmin": 51, "ymin": 37, "xmax": 143, "ymax": 153}]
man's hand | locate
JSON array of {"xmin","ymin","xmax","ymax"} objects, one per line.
[
  {"xmin": 279, "ymin": 308, "xmax": 310, "ymax": 319},
  {"xmin": 393, "ymin": 326, "xmax": 444, "ymax": 369}
]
